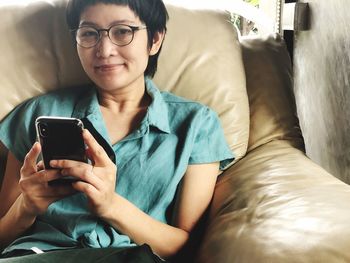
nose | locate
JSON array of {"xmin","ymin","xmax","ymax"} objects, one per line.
[{"xmin": 96, "ymin": 31, "xmax": 117, "ymax": 58}]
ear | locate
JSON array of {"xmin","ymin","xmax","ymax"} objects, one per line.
[{"xmin": 149, "ymin": 31, "xmax": 165, "ymax": 56}]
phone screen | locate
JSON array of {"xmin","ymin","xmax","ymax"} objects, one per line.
[{"xmin": 35, "ymin": 117, "xmax": 87, "ymax": 169}]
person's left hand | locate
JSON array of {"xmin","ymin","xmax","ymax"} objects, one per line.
[{"xmin": 50, "ymin": 129, "xmax": 117, "ymax": 218}]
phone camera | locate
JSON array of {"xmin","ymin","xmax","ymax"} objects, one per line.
[{"xmin": 39, "ymin": 123, "xmax": 49, "ymax": 137}]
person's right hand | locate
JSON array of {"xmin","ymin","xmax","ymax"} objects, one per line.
[{"xmin": 18, "ymin": 142, "xmax": 77, "ymax": 216}]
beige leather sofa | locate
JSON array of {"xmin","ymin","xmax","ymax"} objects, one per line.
[{"xmin": 1, "ymin": 1, "xmax": 350, "ymax": 262}]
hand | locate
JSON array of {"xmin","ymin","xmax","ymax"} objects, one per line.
[
  {"xmin": 50, "ymin": 129, "xmax": 117, "ymax": 218},
  {"xmin": 19, "ymin": 142, "xmax": 77, "ymax": 216}
]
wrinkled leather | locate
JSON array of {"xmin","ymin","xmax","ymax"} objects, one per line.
[
  {"xmin": 199, "ymin": 140, "xmax": 350, "ymax": 263},
  {"xmin": 1, "ymin": 1, "xmax": 350, "ymax": 263},
  {"xmin": 196, "ymin": 35, "xmax": 350, "ymax": 262},
  {"xmin": 0, "ymin": 1, "xmax": 249, "ymax": 164},
  {"xmin": 240, "ymin": 35, "xmax": 304, "ymax": 152}
]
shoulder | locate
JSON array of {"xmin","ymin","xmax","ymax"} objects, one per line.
[
  {"xmin": 29, "ymin": 86, "xmax": 88, "ymax": 110},
  {"xmin": 0, "ymin": 86, "xmax": 92, "ymax": 161},
  {"xmin": 160, "ymin": 91, "xmax": 221, "ymax": 135},
  {"xmin": 146, "ymin": 79, "xmax": 220, "ymax": 130},
  {"xmin": 161, "ymin": 91, "xmax": 214, "ymax": 116},
  {"xmin": 11, "ymin": 86, "xmax": 90, "ymax": 118}
]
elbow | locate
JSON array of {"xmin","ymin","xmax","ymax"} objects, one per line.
[{"xmin": 157, "ymin": 229, "xmax": 190, "ymax": 260}]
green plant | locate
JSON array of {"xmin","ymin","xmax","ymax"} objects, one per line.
[{"xmin": 232, "ymin": 0, "xmax": 260, "ymax": 36}]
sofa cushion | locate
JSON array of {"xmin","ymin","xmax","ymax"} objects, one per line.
[
  {"xmin": 240, "ymin": 35, "xmax": 304, "ymax": 152},
  {"xmin": 0, "ymin": 0, "xmax": 249, "ymax": 164}
]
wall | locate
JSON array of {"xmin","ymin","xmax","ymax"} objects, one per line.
[{"xmin": 294, "ymin": 0, "xmax": 350, "ymax": 183}]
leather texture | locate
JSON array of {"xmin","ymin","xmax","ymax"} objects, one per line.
[
  {"xmin": 197, "ymin": 36, "xmax": 350, "ymax": 263},
  {"xmin": 0, "ymin": 1, "xmax": 249, "ymax": 165},
  {"xmin": 241, "ymin": 35, "xmax": 304, "ymax": 152},
  {"xmin": 1, "ymin": 1, "xmax": 350, "ymax": 263},
  {"xmin": 198, "ymin": 140, "xmax": 350, "ymax": 263}
]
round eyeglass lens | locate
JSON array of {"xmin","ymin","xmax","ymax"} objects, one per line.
[
  {"xmin": 110, "ymin": 25, "xmax": 134, "ymax": 46},
  {"xmin": 76, "ymin": 27, "xmax": 99, "ymax": 48}
]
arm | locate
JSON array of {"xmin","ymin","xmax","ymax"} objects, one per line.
[
  {"xmin": 104, "ymin": 163, "xmax": 220, "ymax": 258},
  {"xmin": 0, "ymin": 151, "xmax": 34, "ymax": 249},
  {"xmin": 0, "ymin": 143, "xmax": 75, "ymax": 249},
  {"xmin": 51, "ymin": 129, "xmax": 220, "ymax": 259}
]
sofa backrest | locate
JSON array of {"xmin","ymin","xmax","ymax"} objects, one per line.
[
  {"xmin": 240, "ymin": 35, "xmax": 304, "ymax": 152},
  {"xmin": 0, "ymin": 0, "xmax": 250, "ymax": 167}
]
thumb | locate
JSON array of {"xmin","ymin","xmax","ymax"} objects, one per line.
[
  {"xmin": 22, "ymin": 142, "xmax": 41, "ymax": 175},
  {"xmin": 82, "ymin": 129, "xmax": 110, "ymax": 166}
]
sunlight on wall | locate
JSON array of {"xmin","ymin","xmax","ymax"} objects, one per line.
[
  {"xmin": 0, "ymin": 0, "xmax": 54, "ymax": 6},
  {"xmin": 1, "ymin": 0, "xmax": 274, "ymax": 34},
  {"xmin": 164, "ymin": 0, "xmax": 274, "ymax": 33}
]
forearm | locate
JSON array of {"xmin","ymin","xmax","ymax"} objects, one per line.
[
  {"xmin": 0, "ymin": 194, "xmax": 36, "ymax": 249},
  {"xmin": 102, "ymin": 194, "xmax": 189, "ymax": 259}
]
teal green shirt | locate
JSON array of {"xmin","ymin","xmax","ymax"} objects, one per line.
[{"xmin": 0, "ymin": 78, "xmax": 234, "ymax": 254}]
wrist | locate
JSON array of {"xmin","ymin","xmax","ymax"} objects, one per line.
[
  {"xmin": 17, "ymin": 194, "xmax": 37, "ymax": 221},
  {"xmin": 100, "ymin": 193, "xmax": 122, "ymax": 223}
]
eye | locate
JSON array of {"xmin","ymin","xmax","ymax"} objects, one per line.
[
  {"xmin": 111, "ymin": 26, "xmax": 133, "ymax": 38},
  {"xmin": 77, "ymin": 27, "xmax": 98, "ymax": 38}
]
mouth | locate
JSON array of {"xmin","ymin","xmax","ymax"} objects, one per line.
[{"xmin": 94, "ymin": 64, "xmax": 125, "ymax": 72}]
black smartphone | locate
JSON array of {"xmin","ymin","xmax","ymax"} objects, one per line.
[{"xmin": 35, "ymin": 116, "xmax": 88, "ymax": 185}]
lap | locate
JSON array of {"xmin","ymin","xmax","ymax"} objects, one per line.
[{"xmin": 0, "ymin": 245, "xmax": 165, "ymax": 263}]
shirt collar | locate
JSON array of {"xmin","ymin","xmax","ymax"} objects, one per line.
[
  {"xmin": 72, "ymin": 86, "xmax": 112, "ymax": 144},
  {"xmin": 72, "ymin": 78, "xmax": 171, "ymax": 135},
  {"xmin": 72, "ymin": 85, "xmax": 99, "ymax": 119},
  {"xmin": 144, "ymin": 78, "xmax": 171, "ymax": 134}
]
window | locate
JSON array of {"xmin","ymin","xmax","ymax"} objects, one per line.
[
  {"xmin": 232, "ymin": 0, "xmax": 260, "ymax": 36},
  {"xmin": 165, "ymin": 0, "xmax": 281, "ymax": 36},
  {"xmin": 1, "ymin": 0, "xmax": 282, "ymax": 36}
]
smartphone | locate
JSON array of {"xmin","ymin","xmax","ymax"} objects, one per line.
[{"xmin": 35, "ymin": 116, "xmax": 88, "ymax": 185}]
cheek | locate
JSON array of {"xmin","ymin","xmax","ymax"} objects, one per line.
[
  {"xmin": 130, "ymin": 45, "xmax": 151, "ymax": 68},
  {"xmin": 129, "ymin": 36, "xmax": 151, "ymax": 62},
  {"xmin": 77, "ymin": 48, "xmax": 93, "ymax": 71}
]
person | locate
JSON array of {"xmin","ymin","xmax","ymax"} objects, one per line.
[{"xmin": 0, "ymin": 0, "xmax": 234, "ymax": 261}]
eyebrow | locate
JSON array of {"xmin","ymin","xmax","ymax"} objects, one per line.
[{"xmin": 79, "ymin": 20, "xmax": 137, "ymax": 27}]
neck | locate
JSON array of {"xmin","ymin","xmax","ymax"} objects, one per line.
[{"xmin": 97, "ymin": 78, "xmax": 151, "ymax": 113}]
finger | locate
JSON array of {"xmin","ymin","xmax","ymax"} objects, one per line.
[
  {"xmin": 85, "ymin": 149, "xmax": 93, "ymax": 164},
  {"xmin": 60, "ymin": 165, "xmax": 103, "ymax": 189},
  {"xmin": 37, "ymin": 169, "xmax": 65, "ymax": 184},
  {"xmin": 37, "ymin": 160, "xmax": 45, "ymax": 171},
  {"xmin": 49, "ymin": 159, "xmax": 103, "ymax": 189},
  {"xmin": 21, "ymin": 142, "xmax": 41, "ymax": 175},
  {"xmin": 50, "ymin": 159, "xmax": 84, "ymax": 169},
  {"xmin": 83, "ymin": 129, "xmax": 110, "ymax": 166},
  {"xmin": 72, "ymin": 180, "xmax": 99, "ymax": 197},
  {"xmin": 48, "ymin": 184, "xmax": 77, "ymax": 198}
]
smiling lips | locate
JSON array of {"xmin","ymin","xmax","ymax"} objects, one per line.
[{"xmin": 94, "ymin": 63, "xmax": 124, "ymax": 72}]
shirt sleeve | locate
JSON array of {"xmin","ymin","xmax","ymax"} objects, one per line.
[
  {"xmin": 0, "ymin": 99, "xmax": 39, "ymax": 162},
  {"xmin": 188, "ymin": 106, "xmax": 235, "ymax": 170}
]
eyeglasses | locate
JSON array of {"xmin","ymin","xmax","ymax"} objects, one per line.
[{"xmin": 72, "ymin": 24, "xmax": 147, "ymax": 48}]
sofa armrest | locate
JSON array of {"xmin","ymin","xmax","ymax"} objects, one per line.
[{"xmin": 197, "ymin": 140, "xmax": 350, "ymax": 263}]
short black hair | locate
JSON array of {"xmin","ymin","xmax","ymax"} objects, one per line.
[{"xmin": 66, "ymin": 0, "xmax": 168, "ymax": 78}]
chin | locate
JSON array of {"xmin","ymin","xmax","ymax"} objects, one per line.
[
  {"xmin": 94, "ymin": 78, "xmax": 129, "ymax": 91},
  {"xmin": 90, "ymin": 70, "xmax": 145, "ymax": 92}
]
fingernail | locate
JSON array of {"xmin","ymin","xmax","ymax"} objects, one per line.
[{"xmin": 50, "ymin": 160, "xmax": 57, "ymax": 166}]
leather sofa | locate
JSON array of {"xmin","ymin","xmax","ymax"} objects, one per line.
[{"xmin": 1, "ymin": 1, "xmax": 350, "ymax": 262}]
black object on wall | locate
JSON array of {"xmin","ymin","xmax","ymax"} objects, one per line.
[{"xmin": 284, "ymin": 0, "xmax": 296, "ymax": 61}]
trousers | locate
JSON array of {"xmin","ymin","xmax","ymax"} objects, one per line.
[{"xmin": 0, "ymin": 244, "xmax": 166, "ymax": 263}]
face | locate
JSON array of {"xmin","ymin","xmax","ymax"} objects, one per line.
[{"xmin": 77, "ymin": 3, "xmax": 164, "ymax": 92}]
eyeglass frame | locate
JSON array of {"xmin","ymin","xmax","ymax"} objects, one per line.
[{"xmin": 71, "ymin": 24, "xmax": 148, "ymax": 48}]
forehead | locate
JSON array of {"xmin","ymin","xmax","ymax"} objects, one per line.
[{"xmin": 79, "ymin": 3, "xmax": 141, "ymax": 26}]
